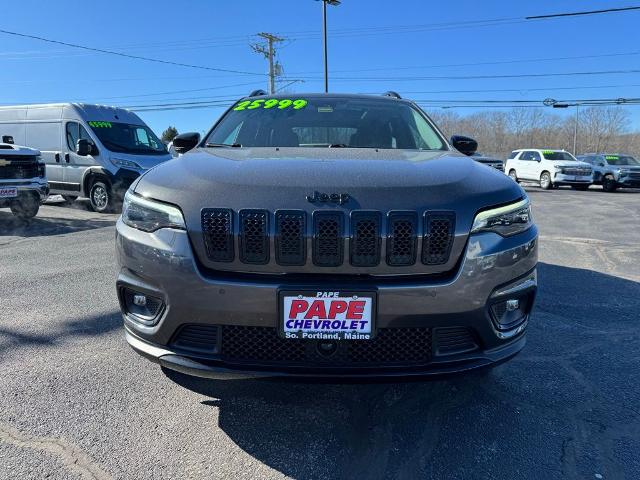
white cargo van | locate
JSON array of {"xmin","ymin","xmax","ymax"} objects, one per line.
[{"xmin": 0, "ymin": 103, "xmax": 171, "ymax": 212}]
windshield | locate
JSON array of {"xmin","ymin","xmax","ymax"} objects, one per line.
[
  {"xmin": 205, "ymin": 96, "xmax": 447, "ymax": 150},
  {"xmin": 542, "ymin": 151, "xmax": 576, "ymax": 161},
  {"xmin": 604, "ymin": 155, "xmax": 639, "ymax": 166},
  {"xmin": 87, "ymin": 121, "xmax": 167, "ymax": 155}
]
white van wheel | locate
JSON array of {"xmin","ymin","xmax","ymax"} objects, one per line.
[{"xmin": 89, "ymin": 181, "xmax": 114, "ymax": 213}]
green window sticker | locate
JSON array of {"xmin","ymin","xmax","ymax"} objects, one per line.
[
  {"xmin": 233, "ymin": 98, "xmax": 308, "ymax": 111},
  {"xmin": 542, "ymin": 150, "xmax": 554, "ymax": 155},
  {"xmin": 605, "ymin": 155, "xmax": 619, "ymax": 160},
  {"xmin": 88, "ymin": 121, "xmax": 112, "ymax": 128}
]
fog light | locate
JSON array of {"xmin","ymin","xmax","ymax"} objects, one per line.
[
  {"xmin": 506, "ymin": 299, "xmax": 519, "ymax": 311},
  {"xmin": 490, "ymin": 295, "xmax": 530, "ymax": 332},
  {"xmin": 133, "ymin": 294, "xmax": 147, "ymax": 307},
  {"xmin": 121, "ymin": 287, "xmax": 164, "ymax": 325}
]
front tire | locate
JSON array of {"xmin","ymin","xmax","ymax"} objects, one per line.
[
  {"xmin": 89, "ymin": 180, "xmax": 115, "ymax": 213},
  {"xmin": 602, "ymin": 175, "xmax": 618, "ymax": 192},
  {"xmin": 540, "ymin": 171, "xmax": 552, "ymax": 190},
  {"xmin": 508, "ymin": 169, "xmax": 518, "ymax": 182},
  {"xmin": 10, "ymin": 193, "xmax": 40, "ymax": 219}
]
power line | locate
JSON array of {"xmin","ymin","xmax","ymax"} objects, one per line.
[
  {"xmin": 288, "ymin": 50, "xmax": 640, "ymax": 75},
  {"xmin": 0, "ymin": 28, "xmax": 267, "ymax": 76},
  {"xmin": 282, "ymin": 68, "xmax": 640, "ymax": 82},
  {"xmin": 526, "ymin": 5, "xmax": 640, "ymax": 20}
]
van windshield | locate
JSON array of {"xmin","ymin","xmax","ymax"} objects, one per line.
[
  {"xmin": 205, "ymin": 96, "xmax": 447, "ymax": 150},
  {"xmin": 87, "ymin": 121, "xmax": 167, "ymax": 155}
]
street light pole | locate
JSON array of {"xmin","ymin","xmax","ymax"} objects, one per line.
[
  {"xmin": 545, "ymin": 98, "xmax": 581, "ymax": 155},
  {"xmin": 573, "ymin": 104, "xmax": 579, "ymax": 155},
  {"xmin": 320, "ymin": 0, "xmax": 340, "ymax": 93}
]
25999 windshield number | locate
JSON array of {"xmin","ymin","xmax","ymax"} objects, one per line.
[{"xmin": 233, "ymin": 99, "xmax": 308, "ymax": 111}]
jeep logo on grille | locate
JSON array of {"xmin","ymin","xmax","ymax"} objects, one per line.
[{"xmin": 306, "ymin": 191, "xmax": 350, "ymax": 205}]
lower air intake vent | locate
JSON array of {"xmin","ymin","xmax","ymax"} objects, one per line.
[
  {"xmin": 435, "ymin": 327, "xmax": 478, "ymax": 355},
  {"xmin": 423, "ymin": 213, "xmax": 455, "ymax": 265},
  {"xmin": 387, "ymin": 212, "xmax": 417, "ymax": 266},
  {"xmin": 276, "ymin": 211, "xmax": 306, "ymax": 266},
  {"xmin": 171, "ymin": 324, "xmax": 219, "ymax": 354},
  {"xmin": 350, "ymin": 211, "xmax": 381, "ymax": 267},
  {"xmin": 220, "ymin": 326, "xmax": 432, "ymax": 366},
  {"xmin": 202, "ymin": 208, "xmax": 234, "ymax": 262},
  {"xmin": 239, "ymin": 209, "xmax": 269, "ymax": 264},
  {"xmin": 313, "ymin": 212, "xmax": 344, "ymax": 267}
]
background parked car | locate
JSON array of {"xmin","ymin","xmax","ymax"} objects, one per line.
[
  {"xmin": 576, "ymin": 153, "xmax": 640, "ymax": 192},
  {"xmin": 0, "ymin": 139, "xmax": 48, "ymax": 218},
  {"xmin": 505, "ymin": 149, "xmax": 592, "ymax": 190},
  {"xmin": 472, "ymin": 153, "xmax": 504, "ymax": 171}
]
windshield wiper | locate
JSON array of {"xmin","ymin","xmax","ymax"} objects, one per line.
[{"xmin": 205, "ymin": 143, "xmax": 242, "ymax": 148}]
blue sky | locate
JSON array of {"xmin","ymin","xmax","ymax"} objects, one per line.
[{"xmin": 2, "ymin": 0, "xmax": 639, "ymax": 135}]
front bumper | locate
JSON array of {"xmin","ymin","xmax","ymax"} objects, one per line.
[
  {"xmin": 553, "ymin": 173, "xmax": 592, "ymax": 185},
  {"xmin": 116, "ymin": 220, "xmax": 538, "ymax": 378},
  {"xmin": 617, "ymin": 176, "xmax": 640, "ymax": 187},
  {"xmin": 0, "ymin": 179, "xmax": 49, "ymax": 206}
]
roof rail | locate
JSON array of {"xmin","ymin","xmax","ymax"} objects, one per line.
[
  {"xmin": 383, "ymin": 91, "xmax": 402, "ymax": 99},
  {"xmin": 248, "ymin": 89, "xmax": 268, "ymax": 97}
]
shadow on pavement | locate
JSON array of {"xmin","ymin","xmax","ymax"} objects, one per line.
[
  {"xmin": 0, "ymin": 211, "xmax": 116, "ymax": 239},
  {"xmin": 163, "ymin": 263, "xmax": 640, "ymax": 479},
  {"xmin": 0, "ymin": 311, "xmax": 122, "ymax": 355}
]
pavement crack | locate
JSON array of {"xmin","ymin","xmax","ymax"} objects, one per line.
[{"xmin": 0, "ymin": 422, "xmax": 112, "ymax": 479}]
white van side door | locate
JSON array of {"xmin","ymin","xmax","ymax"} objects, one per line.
[{"xmin": 64, "ymin": 121, "xmax": 99, "ymax": 194}]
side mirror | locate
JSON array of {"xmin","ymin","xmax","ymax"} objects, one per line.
[
  {"xmin": 450, "ymin": 135, "xmax": 478, "ymax": 156},
  {"xmin": 76, "ymin": 138, "xmax": 94, "ymax": 156},
  {"xmin": 173, "ymin": 132, "xmax": 200, "ymax": 154},
  {"xmin": 2, "ymin": 135, "xmax": 14, "ymax": 144}
]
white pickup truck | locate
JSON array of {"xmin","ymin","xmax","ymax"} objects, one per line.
[{"xmin": 0, "ymin": 139, "xmax": 49, "ymax": 218}]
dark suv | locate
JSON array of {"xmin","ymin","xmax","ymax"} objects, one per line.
[{"xmin": 116, "ymin": 92, "xmax": 537, "ymax": 379}]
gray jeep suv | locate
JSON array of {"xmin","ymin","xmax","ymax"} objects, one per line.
[
  {"xmin": 577, "ymin": 153, "xmax": 640, "ymax": 191},
  {"xmin": 115, "ymin": 92, "xmax": 537, "ymax": 379}
]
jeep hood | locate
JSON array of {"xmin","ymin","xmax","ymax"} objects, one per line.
[{"xmin": 136, "ymin": 147, "xmax": 523, "ymax": 217}]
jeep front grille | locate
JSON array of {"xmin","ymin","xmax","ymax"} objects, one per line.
[
  {"xmin": 275, "ymin": 211, "xmax": 306, "ymax": 265},
  {"xmin": 350, "ymin": 211, "xmax": 381, "ymax": 267},
  {"xmin": 387, "ymin": 212, "xmax": 418, "ymax": 266},
  {"xmin": 239, "ymin": 209, "xmax": 269, "ymax": 264},
  {"xmin": 423, "ymin": 213, "xmax": 456, "ymax": 265},
  {"xmin": 200, "ymin": 209, "xmax": 456, "ymax": 269},
  {"xmin": 313, "ymin": 212, "xmax": 344, "ymax": 267},
  {"xmin": 202, "ymin": 208, "xmax": 234, "ymax": 262}
]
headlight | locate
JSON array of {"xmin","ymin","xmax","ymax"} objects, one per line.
[
  {"xmin": 112, "ymin": 158, "xmax": 142, "ymax": 170},
  {"xmin": 471, "ymin": 198, "xmax": 532, "ymax": 237},
  {"xmin": 121, "ymin": 190, "xmax": 185, "ymax": 232},
  {"xmin": 553, "ymin": 165, "xmax": 563, "ymax": 169}
]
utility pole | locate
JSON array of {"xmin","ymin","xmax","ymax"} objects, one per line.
[{"xmin": 251, "ymin": 33, "xmax": 284, "ymax": 94}]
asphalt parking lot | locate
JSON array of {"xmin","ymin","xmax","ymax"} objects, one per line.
[{"xmin": 1, "ymin": 187, "xmax": 639, "ymax": 480}]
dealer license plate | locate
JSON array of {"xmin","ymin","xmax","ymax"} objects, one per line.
[
  {"xmin": 280, "ymin": 291, "xmax": 375, "ymax": 340},
  {"xmin": 0, "ymin": 187, "xmax": 17, "ymax": 198}
]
